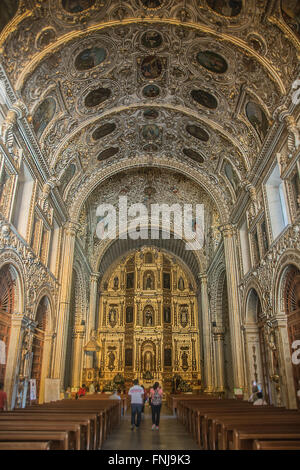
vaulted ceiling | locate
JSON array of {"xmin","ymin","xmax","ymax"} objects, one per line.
[{"xmin": 0, "ymin": 0, "xmax": 299, "ymax": 228}]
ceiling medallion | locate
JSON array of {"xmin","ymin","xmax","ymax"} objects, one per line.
[
  {"xmin": 196, "ymin": 51, "xmax": 228, "ymax": 74},
  {"xmin": 62, "ymin": 0, "xmax": 96, "ymax": 14},
  {"xmin": 141, "ymin": 56, "xmax": 163, "ymax": 79},
  {"xmin": 75, "ymin": 47, "xmax": 107, "ymax": 71},
  {"xmin": 140, "ymin": 0, "xmax": 163, "ymax": 9},
  {"xmin": 97, "ymin": 147, "xmax": 119, "ymax": 161},
  {"xmin": 142, "ymin": 84, "xmax": 160, "ymax": 98},
  {"xmin": 206, "ymin": 0, "xmax": 242, "ymax": 17},
  {"xmin": 141, "ymin": 124, "xmax": 160, "ymax": 141},
  {"xmin": 141, "ymin": 31, "xmax": 163, "ymax": 49},
  {"xmin": 143, "ymin": 108, "xmax": 159, "ymax": 119},
  {"xmin": 84, "ymin": 87, "xmax": 111, "ymax": 107},
  {"xmin": 183, "ymin": 148, "xmax": 204, "ymax": 164},
  {"xmin": 186, "ymin": 124, "xmax": 209, "ymax": 142},
  {"xmin": 191, "ymin": 89, "xmax": 218, "ymax": 109},
  {"xmin": 92, "ymin": 122, "xmax": 116, "ymax": 140}
]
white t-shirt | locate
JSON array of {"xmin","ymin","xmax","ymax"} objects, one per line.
[{"xmin": 128, "ymin": 385, "xmax": 144, "ymax": 405}]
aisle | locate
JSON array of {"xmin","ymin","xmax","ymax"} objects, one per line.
[{"xmin": 102, "ymin": 404, "xmax": 199, "ymax": 450}]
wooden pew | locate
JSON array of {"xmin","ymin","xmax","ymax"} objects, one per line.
[
  {"xmin": 0, "ymin": 422, "xmax": 81, "ymax": 450},
  {"xmin": 21, "ymin": 407, "xmax": 102, "ymax": 449},
  {"xmin": 0, "ymin": 430, "xmax": 69, "ymax": 450},
  {"xmin": 216, "ymin": 413, "xmax": 300, "ymax": 450},
  {"xmin": 27, "ymin": 398, "xmax": 120, "ymax": 448},
  {"xmin": 233, "ymin": 425, "xmax": 300, "ymax": 450},
  {"xmin": 0, "ymin": 396, "xmax": 121, "ymax": 450},
  {"xmin": 0, "ymin": 414, "xmax": 91, "ymax": 450},
  {"xmin": 0, "ymin": 441, "xmax": 51, "ymax": 450},
  {"xmin": 254, "ymin": 440, "xmax": 300, "ymax": 450}
]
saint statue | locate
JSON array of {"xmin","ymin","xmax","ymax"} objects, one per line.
[
  {"xmin": 145, "ymin": 310, "xmax": 153, "ymax": 326},
  {"xmin": 108, "ymin": 352, "xmax": 115, "ymax": 371},
  {"xmin": 144, "ymin": 351, "xmax": 152, "ymax": 371}
]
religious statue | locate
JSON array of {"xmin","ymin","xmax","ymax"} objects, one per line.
[
  {"xmin": 108, "ymin": 352, "xmax": 115, "ymax": 371},
  {"xmin": 181, "ymin": 352, "xmax": 189, "ymax": 371},
  {"xmin": 178, "ymin": 277, "xmax": 185, "ymax": 291},
  {"xmin": 144, "ymin": 351, "xmax": 152, "ymax": 371},
  {"xmin": 180, "ymin": 307, "xmax": 189, "ymax": 328},
  {"xmin": 113, "ymin": 276, "xmax": 119, "ymax": 290},
  {"xmin": 144, "ymin": 272, "xmax": 154, "ymax": 290},
  {"xmin": 145, "ymin": 310, "xmax": 153, "ymax": 326},
  {"xmin": 109, "ymin": 308, "xmax": 117, "ymax": 327}
]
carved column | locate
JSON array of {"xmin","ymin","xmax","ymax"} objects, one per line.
[
  {"xmin": 243, "ymin": 324, "xmax": 263, "ymax": 397},
  {"xmin": 71, "ymin": 325, "xmax": 86, "ymax": 388},
  {"xmin": 86, "ymin": 273, "xmax": 100, "ymax": 369},
  {"xmin": 52, "ymin": 221, "xmax": 78, "ymax": 390},
  {"xmin": 274, "ymin": 315, "xmax": 297, "ymax": 409},
  {"xmin": 198, "ymin": 274, "xmax": 214, "ymax": 392},
  {"xmin": 221, "ymin": 224, "xmax": 245, "ymax": 391},
  {"xmin": 157, "ymin": 300, "xmax": 161, "ymax": 326},
  {"xmin": 5, "ymin": 314, "xmax": 30, "ymax": 409},
  {"xmin": 212, "ymin": 327, "xmax": 225, "ymax": 392},
  {"xmin": 191, "ymin": 338, "xmax": 196, "ymax": 371},
  {"xmin": 39, "ymin": 332, "xmax": 55, "ymax": 404},
  {"xmin": 87, "ymin": 273, "xmax": 100, "ymax": 338},
  {"xmin": 102, "ymin": 300, "xmax": 107, "ymax": 327}
]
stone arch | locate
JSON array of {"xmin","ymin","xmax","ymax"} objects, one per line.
[
  {"xmin": 209, "ymin": 261, "xmax": 226, "ymax": 325},
  {"xmin": 273, "ymin": 250, "xmax": 300, "ymax": 316},
  {"xmin": 34, "ymin": 288, "xmax": 55, "ymax": 333},
  {"xmin": 0, "ymin": 251, "xmax": 25, "ymax": 314},
  {"xmin": 31, "ymin": 294, "xmax": 54, "ymax": 403},
  {"xmin": 273, "ymin": 251, "xmax": 300, "ymax": 408},
  {"xmin": 244, "ymin": 283, "xmax": 264, "ymax": 324},
  {"xmin": 243, "ymin": 287, "xmax": 271, "ymax": 403},
  {"xmin": 68, "ymin": 157, "xmax": 229, "ymax": 224},
  {"xmin": 14, "ymin": 16, "xmax": 286, "ymax": 95}
]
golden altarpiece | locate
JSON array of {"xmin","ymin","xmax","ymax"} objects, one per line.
[{"xmin": 83, "ymin": 247, "xmax": 201, "ymax": 391}]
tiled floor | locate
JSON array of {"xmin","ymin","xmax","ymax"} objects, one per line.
[{"xmin": 102, "ymin": 404, "xmax": 199, "ymax": 450}]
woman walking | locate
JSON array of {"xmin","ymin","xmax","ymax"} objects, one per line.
[{"xmin": 149, "ymin": 382, "xmax": 163, "ymax": 430}]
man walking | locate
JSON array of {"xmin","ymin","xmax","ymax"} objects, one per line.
[{"xmin": 128, "ymin": 379, "xmax": 144, "ymax": 430}]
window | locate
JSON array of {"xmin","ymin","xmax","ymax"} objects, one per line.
[
  {"xmin": 265, "ymin": 164, "xmax": 288, "ymax": 240},
  {"xmin": 239, "ymin": 219, "xmax": 251, "ymax": 274},
  {"xmin": 13, "ymin": 161, "xmax": 34, "ymax": 239}
]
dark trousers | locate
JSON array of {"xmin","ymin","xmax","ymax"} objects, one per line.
[
  {"xmin": 131, "ymin": 403, "xmax": 143, "ymax": 427},
  {"xmin": 151, "ymin": 404, "xmax": 162, "ymax": 426}
]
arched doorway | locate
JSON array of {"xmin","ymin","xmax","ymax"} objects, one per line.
[
  {"xmin": 31, "ymin": 296, "xmax": 51, "ymax": 402},
  {"xmin": 0, "ymin": 265, "xmax": 15, "ymax": 385},
  {"xmin": 284, "ymin": 266, "xmax": 300, "ymax": 407},
  {"xmin": 245, "ymin": 288, "xmax": 271, "ymax": 402}
]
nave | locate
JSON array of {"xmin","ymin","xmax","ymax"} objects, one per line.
[
  {"xmin": 102, "ymin": 405, "xmax": 199, "ymax": 451},
  {"xmin": 1, "ymin": 392, "xmax": 300, "ymax": 450}
]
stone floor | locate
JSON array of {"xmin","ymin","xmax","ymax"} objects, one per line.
[{"xmin": 102, "ymin": 404, "xmax": 199, "ymax": 450}]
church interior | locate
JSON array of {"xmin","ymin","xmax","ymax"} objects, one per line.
[{"xmin": 0, "ymin": 0, "xmax": 300, "ymax": 452}]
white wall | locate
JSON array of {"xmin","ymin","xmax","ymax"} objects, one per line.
[
  {"xmin": 265, "ymin": 164, "xmax": 288, "ymax": 241},
  {"xmin": 12, "ymin": 161, "xmax": 34, "ymax": 239}
]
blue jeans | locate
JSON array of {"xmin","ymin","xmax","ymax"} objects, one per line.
[{"xmin": 131, "ymin": 403, "xmax": 143, "ymax": 427}]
